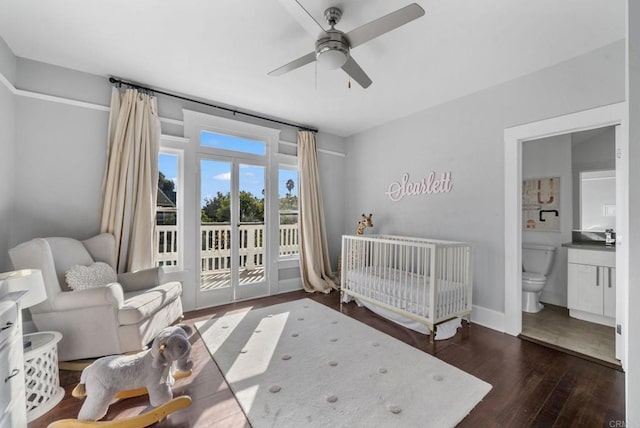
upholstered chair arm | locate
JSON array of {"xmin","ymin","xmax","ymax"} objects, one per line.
[
  {"xmin": 48, "ymin": 283, "xmax": 124, "ymax": 312},
  {"xmin": 117, "ymin": 267, "xmax": 165, "ymax": 292}
]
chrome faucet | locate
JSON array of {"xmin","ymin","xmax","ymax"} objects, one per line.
[{"xmin": 605, "ymin": 228, "xmax": 615, "ymax": 246}]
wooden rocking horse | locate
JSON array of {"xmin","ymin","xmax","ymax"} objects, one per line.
[{"xmin": 48, "ymin": 325, "xmax": 194, "ymax": 428}]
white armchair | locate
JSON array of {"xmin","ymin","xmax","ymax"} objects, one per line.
[{"xmin": 9, "ymin": 233, "xmax": 184, "ymax": 361}]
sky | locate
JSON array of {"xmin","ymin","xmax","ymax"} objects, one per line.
[{"xmin": 159, "ymin": 132, "xmax": 298, "ymax": 208}]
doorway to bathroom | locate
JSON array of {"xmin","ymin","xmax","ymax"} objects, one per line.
[
  {"xmin": 519, "ymin": 128, "xmax": 619, "ymax": 367},
  {"xmin": 503, "ymin": 102, "xmax": 628, "ymax": 371},
  {"xmin": 521, "ymin": 130, "xmax": 618, "ymax": 367}
]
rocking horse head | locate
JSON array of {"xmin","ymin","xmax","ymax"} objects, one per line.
[{"xmin": 356, "ymin": 213, "xmax": 373, "ymax": 235}]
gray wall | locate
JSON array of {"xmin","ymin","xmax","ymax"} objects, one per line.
[
  {"xmin": 344, "ymin": 40, "xmax": 625, "ymax": 314},
  {"xmin": 0, "ymin": 36, "xmax": 16, "ymax": 83},
  {"xmin": 315, "ymin": 135, "xmax": 346, "ymax": 270},
  {"xmin": 11, "ymin": 59, "xmax": 111, "ymax": 247},
  {"xmin": 0, "ymin": 37, "xmax": 16, "ymax": 272},
  {"xmin": 523, "ymin": 135, "xmax": 572, "ymax": 307},
  {"xmin": 13, "ymin": 96, "xmax": 107, "ymax": 243}
]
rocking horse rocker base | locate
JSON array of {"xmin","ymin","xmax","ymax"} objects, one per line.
[{"xmin": 47, "ymin": 395, "xmax": 192, "ymax": 428}]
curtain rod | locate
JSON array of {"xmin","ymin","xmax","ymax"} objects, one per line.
[{"xmin": 108, "ymin": 77, "xmax": 318, "ymax": 133}]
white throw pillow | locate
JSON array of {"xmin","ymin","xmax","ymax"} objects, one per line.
[{"xmin": 65, "ymin": 262, "xmax": 118, "ymax": 291}]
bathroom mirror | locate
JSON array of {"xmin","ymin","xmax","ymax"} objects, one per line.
[{"xmin": 579, "ymin": 169, "xmax": 616, "ymax": 231}]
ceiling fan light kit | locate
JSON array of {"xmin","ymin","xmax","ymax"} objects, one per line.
[
  {"xmin": 270, "ymin": 2, "xmax": 425, "ymax": 89},
  {"xmin": 315, "ymin": 30, "xmax": 350, "ymax": 69}
]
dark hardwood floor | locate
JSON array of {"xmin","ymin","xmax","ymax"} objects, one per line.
[{"xmin": 29, "ymin": 290, "xmax": 625, "ymax": 427}]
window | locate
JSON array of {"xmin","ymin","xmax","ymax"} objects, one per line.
[
  {"xmin": 279, "ymin": 166, "xmax": 299, "ymax": 257},
  {"xmin": 200, "ymin": 130, "xmax": 266, "ymax": 156},
  {"xmin": 155, "ymin": 152, "xmax": 180, "ymax": 267}
]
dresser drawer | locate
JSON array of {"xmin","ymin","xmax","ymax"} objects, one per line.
[
  {"xmin": 0, "ymin": 332, "xmax": 26, "ymax": 415},
  {"xmin": 0, "ymin": 296, "xmax": 27, "ymax": 426},
  {"xmin": 0, "ymin": 300, "xmax": 19, "ymax": 348}
]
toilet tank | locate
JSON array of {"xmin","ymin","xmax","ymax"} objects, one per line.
[{"xmin": 522, "ymin": 243, "xmax": 557, "ymax": 276}]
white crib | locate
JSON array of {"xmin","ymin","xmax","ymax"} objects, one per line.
[{"xmin": 340, "ymin": 234, "xmax": 473, "ymax": 341}]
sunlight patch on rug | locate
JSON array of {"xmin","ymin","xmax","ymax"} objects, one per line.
[{"xmin": 196, "ymin": 298, "xmax": 491, "ymax": 427}]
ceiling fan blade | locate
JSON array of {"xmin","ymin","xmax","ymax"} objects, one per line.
[
  {"xmin": 345, "ymin": 3, "xmax": 425, "ymax": 49},
  {"xmin": 268, "ymin": 52, "xmax": 317, "ymax": 76},
  {"xmin": 277, "ymin": 0, "xmax": 327, "ymax": 37},
  {"xmin": 341, "ymin": 56, "xmax": 372, "ymax": 88}
]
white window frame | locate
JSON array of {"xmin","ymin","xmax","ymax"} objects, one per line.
[
  {"xmin": 277, "ymin": 154, "xmax": 300, "ymax": 264},
  {"xmin": 157, "ymin": 139, "xmax": 186, "ymax": 272}
]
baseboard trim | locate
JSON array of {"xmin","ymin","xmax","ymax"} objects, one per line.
[
  {"xmin": 471, "ymin": 305, "xmax": 506, "ymax": 333},
  {"xmin": 277, "ymin": 278, "xmax": 303, "ymax": 294}
]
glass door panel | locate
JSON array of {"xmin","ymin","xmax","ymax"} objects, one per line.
[
  {"xmin": 198, "ymin": 157, "xmax": 268, "ymax": 307},
  {"xmin": 238, "ymin": 164, "xmax": 266, "ymax": 287},
  {"xmin": 200, "ymin": 159, "xmax": 233, "ymax": 294}
]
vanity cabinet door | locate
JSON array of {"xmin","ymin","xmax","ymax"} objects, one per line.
[
  {"xmin": 604, "ymin": 266, "xmax": 616, "ymax": 318},
  {"xmin": 567, "ymin": 249, "xmax": 615, "ymax": 326},
  {"xmin": 567, "ymin": 263, "xmax": 603, "ymax": 314}
]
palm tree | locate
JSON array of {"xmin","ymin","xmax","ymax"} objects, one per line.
[{"xmin": 286, "ymin": 179, "xmax": 294, "ymax": 197}]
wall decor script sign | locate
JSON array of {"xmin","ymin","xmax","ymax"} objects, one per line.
[{"xmin": 386, "ymin": 172, "xmax": 453, "ymax": 201}]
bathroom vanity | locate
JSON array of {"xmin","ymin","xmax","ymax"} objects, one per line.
[{"xmin": 564, "ymin": 242, "xmax": 615, "ymax": 327}]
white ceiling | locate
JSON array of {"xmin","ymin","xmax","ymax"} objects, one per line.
[{"xmin": 0, "ymin": 0, "xmax": 625, "ymax": 137}]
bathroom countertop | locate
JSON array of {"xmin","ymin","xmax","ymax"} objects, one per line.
[{"xmin": 561, "ymin": 242, "xmax": 616, "ymax": 252}]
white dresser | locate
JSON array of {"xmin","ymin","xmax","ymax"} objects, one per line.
[{"xmin": 0, "ymin": 292, "xmax": 28, "ymax": 427}]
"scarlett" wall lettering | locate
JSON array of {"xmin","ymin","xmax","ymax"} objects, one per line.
[{"xmin": 386, "ymin": 171, "xmax": 453, "ymax": 201}]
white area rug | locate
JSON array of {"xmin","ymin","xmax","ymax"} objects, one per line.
[{"xmin": 196, "ymin": 298, "xmax": 491, "ymax": 428}]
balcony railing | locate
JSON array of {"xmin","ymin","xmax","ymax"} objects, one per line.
[{"xmin": 155, "ymin": 223, "xmax": 299, "ymax": 272}]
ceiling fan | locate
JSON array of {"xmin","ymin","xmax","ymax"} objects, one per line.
[{"xmin": 268, "ymin": 2, "xmax": 425, "ymax": 88}]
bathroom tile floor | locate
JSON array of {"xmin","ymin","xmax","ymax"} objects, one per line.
[{"xmin": 520, "ymin": 303, "xmax": 621, "ymax": 370}]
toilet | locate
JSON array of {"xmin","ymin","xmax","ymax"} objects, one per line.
[{"xmin": 522, "ymin": 243, "xmax": 557, "ymax": 313}]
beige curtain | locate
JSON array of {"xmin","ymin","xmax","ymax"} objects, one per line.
[
  {"xmin": 100, "ymin": 87, "xmax": 160, "ymax": 273},
  {"xmin": 298, "ymin": 131, "xmax": 337, "ymax": 293}
]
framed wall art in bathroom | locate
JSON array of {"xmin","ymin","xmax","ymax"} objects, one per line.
[{"xmin": 522, "ymin": 177, "xmax": 560, "ymax": 232}]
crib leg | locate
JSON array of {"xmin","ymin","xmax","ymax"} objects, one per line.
[
  {"xmin": 428, "ymin": 325, "xmax": 436, "ymax": 353},
  {"xmin": 339, "ymin": 290, "xmax": 343, "ymax": 313},
  {"xmin": 463, "ymin": 315, "xmax": 471, "ymax": 338}
]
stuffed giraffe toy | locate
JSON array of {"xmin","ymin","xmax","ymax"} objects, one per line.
[
  {"xmin": 337, "ymin": 213, "xmax": 373, "ymax": 284},
  {"xmin": 355, "ymin": 213, "xmax": 374, "ymax": 235}
]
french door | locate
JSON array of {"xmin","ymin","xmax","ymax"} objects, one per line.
[{"xmin": 197, "ymin": 155, "xmax": 269, "ymax": 307}]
